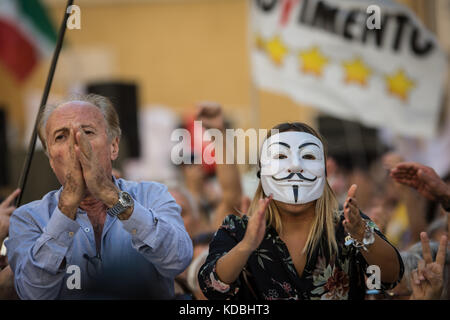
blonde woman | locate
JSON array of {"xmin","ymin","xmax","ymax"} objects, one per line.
[{"xmin": 198, "ymin": 122, "xmax": 403, "ymax": 300}]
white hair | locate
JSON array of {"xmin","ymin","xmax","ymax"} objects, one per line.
[{"xmin": 38, "ymin": 93, "xmax": 121, "ymax": 152}]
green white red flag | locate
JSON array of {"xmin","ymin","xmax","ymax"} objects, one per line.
[{"xmin": 0, "ymin": 0, "xmax": 57, "ymax": 82}]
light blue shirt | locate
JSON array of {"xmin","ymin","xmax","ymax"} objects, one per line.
[{"xmin": 5, "ymin": 178, "xmax": 193, "ymax": 300}]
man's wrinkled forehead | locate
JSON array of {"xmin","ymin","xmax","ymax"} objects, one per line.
[
  {"xmin": 46, "ymin": 101, "xmax": 105, "ymax": 133},
  {"xmin": 262, "ymin": 131, "xmax": 323, "ymax": 151}
]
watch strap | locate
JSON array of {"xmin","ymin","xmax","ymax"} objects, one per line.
[{"xmin": 107, "ymin": 202, "xmax": 125, "ymax": 217}]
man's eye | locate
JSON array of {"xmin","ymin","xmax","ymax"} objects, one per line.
[
  {"xmin": 55, "ymin": 135, "xmax": 64, "ymax": 141},
  {"xmin": 302, "ymin": 154, "xmax": 316, "ymax": 160},
  {"xmin": 84, "ymin": 130, "xmax": 94, "ymax": 135},
  {"xmin": 274, "ymin": 154, "xmax": 287, "ymax": 159}
]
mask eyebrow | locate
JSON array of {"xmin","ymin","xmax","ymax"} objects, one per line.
[
  {"xmin": 268, "ymin": 142, "xmax": 291, "ymax": 149},
  {"xmin": 298, "ymin": 142, "xmax": 319, "ymax": 149}
]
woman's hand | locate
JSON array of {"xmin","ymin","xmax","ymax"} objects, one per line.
[
  {"xmin": 410, "ymin": 232, "xmax": 447, "ymax": 300},
  {"xmin": 215, "ymin": 195, "xmax": 273, "ymax": 285},
  {"xmin": 342, "ymin": 184, "xmax": 365, "ymax": 241},
  {"xmin": 241, "ymin": 195, "xmax": 272, "ymax": 252},
  {"xmin": 343, "ymin": 186, "xmax": 401, "ymax": 283}
]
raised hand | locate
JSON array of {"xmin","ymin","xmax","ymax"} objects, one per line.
[
  {"xmin": 58, "ymin": 128, "xmax": 86, "ymax": 219},
  {"xmin": 241, "ymin": 195, "xmax": 272, "ymax": 252},
  {"xmin": 342, "ymin": 184, "xmax": 365, "ymax": 240},
  {"xmin": 0, "ymin": 189, "xmax": 21, "ymax": 243},
  {"xmin": 410, "ymin": 232, "xmax": 448, "ymax": 300},
  {"xmin": 390, "ymin": 162, "xmax": 450, "ymax": 205},
  {"xmin": 196, "ymin": 102, "xmax": 225, "ymax": 131}
]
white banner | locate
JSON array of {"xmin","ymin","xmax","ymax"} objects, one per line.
[{"xmin": 250, "ymin": 0, "xmax": 448, "ymax": 138}]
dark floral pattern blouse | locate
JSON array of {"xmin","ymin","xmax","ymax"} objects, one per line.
[{"xmin": 198, "ymin": 212, "xmax": 404, "ymax": 300}]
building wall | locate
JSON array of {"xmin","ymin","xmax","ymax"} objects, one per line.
[{"xmin": 0, "ymin": 0, "xmax": 445, "ymax": 144}]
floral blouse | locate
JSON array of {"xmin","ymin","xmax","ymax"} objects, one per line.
[{"xmin": 198, "ymin": 212, "xmax": 404, "ymax": 300}]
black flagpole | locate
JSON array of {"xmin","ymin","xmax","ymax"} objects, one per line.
[{"xmin": 15, "ymin": 0, "xmax": 74, "ymax": 207}]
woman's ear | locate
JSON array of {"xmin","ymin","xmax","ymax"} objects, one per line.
[{"xmin": 110, "ymin": 136, "xmax": 120, "ymax": 161}]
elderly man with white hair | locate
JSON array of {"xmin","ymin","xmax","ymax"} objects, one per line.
[{"xmin": 6, "ymin": 94, "xmax": 192, "ymax": 299}]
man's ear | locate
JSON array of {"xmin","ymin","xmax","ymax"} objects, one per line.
[{"xmin": 110, "ymin": 136, "xmax": 120, "ymax": 161}]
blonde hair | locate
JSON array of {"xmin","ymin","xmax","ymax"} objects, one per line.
[{"xmin": 250, "ymin": 122, "xmax": 340, "ymax": 259}]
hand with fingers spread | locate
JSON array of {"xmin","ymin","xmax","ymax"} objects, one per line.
[
  {"xmin": 410, "ymin": 232, "xmax": 448, "ymax": 300},
  {"xmin": 390, "ymin": 162, "xmax": 450, "ymax": 210},
  {"xmin": 342, "ymin": 184, "xmax": 365, "ymax": 241},
  {"xmin": 58, "ymin": 128, "xmax": 86, "ymax": 219},
  {"xmin": 0, "ymin": 189, "xmax": 21, "ymax": 244},
  {"xmin": 241, "ymin": 195, "xmax": 273, "ymax": 252}
]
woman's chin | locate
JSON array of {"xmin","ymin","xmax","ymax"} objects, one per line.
[{"xmin": 273, "ymin": 199, "xmax": 316, "ymax": 215}]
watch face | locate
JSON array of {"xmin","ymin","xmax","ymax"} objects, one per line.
[{"xmin": 120, "ymin": 191, "xmax": 133, "ymax": 207}]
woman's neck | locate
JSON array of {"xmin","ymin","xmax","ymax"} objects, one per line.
[{"xmin": 277, "ymin": 201, "xmax": 316, "ymax": 237}]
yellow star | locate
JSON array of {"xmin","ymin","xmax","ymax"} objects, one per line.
[
  {"xmin": 385, "ymin": 69, "xmax": 415, "ymax": 101},
  {"xmin": 299, "ymin": 46, "xmax": 329, "ymax": 77},
  {"xmin": 265, "ymin": 35, "xmax": 288, "ymax": 66},
  {"xmin": 342, "ymin": 57, "xmax": 372, "ymax": 86}
]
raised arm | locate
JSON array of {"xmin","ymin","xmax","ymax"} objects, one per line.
[
  {"xmin": 6, "ymin": 129, "xmax": 86, "ymax": 300},
  {"xmin": 196, "ymin": 102, "xmax": 243, "ymax": 229},
  {"xmin": 390, "ymin": 162, "xmax": 450, "ymax": 212},
  {"xmin": 7, "ymin": 203, "xmax": 81, "ymax": 300},
  {"xmin": 343, "ymin": 184, "xmax": 402, "ymax": 284},
  {"xmin": 119, "ymin": 183, "xmax": 193, "ymax": 279},
  {"xmin": 198, "ymin": 196, "xmax": 271, "ymax": 299}
]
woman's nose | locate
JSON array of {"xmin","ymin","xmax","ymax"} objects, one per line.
[{"xmin": 288, "ymin": 158, "xmax": 303, "ymax": 173}]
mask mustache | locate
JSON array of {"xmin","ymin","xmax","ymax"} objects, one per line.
[{"xmin": 271, "ymin": 172, "xmax": 317, "ymax": 182}]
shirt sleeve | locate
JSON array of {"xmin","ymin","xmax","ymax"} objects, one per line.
[
  {"xmin": 120, "ymin": 183, "xmax": 193, "ymax": 279},
  {"xmin": 6, "ymin": 206, "xmax": 80, "ymax": 300},
  {"xmin": 198, "ymin": 215, "xmax": 244, "ymax": 300}
]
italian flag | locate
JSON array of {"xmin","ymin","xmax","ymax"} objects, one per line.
[{"xmin": 0, "ymin": 0, "xmax": 57, "ymax": 82}]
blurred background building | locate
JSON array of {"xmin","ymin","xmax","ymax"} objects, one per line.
[{"xmin": 0, "ymin": 0, "xmax": 449, "ymax": 205}]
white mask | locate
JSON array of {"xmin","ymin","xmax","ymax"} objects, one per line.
[{"xmin": 260, "ymin": 131, "xmax": 326, "ymax": 204}]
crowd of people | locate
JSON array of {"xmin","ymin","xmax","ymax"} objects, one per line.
[{"xmin": 0, "ymin": 95, "xmax": 448, "ymax": 300}]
